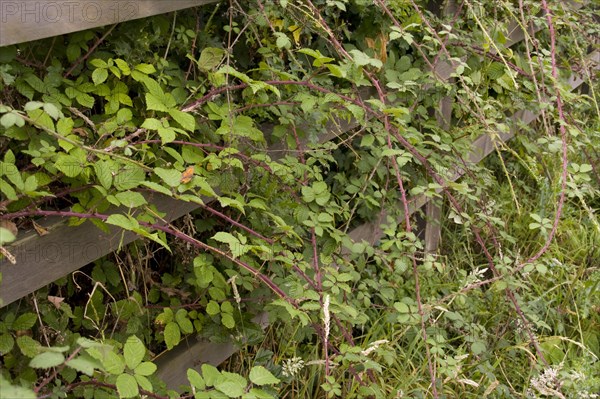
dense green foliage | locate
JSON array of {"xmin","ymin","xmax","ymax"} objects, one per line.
[{"xmin": 0, "ymin": 1, "xmax": 599, "ymax": 398}]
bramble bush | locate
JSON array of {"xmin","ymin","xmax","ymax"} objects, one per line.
[{"xmin": 0, "ymin": 1, "xmax": 599, "ymax": 398}]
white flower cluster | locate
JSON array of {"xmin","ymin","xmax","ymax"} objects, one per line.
[
  {"xmin": 281, "ymin": 356, "xmax": 305, "ymax": 377},
  {"xmin": 527, "ymin": 364, "xmax": 564, "ymax": 398},
  {"xmin": 361, "ymin": 339, "xmax": 389, "ymax": 357}
]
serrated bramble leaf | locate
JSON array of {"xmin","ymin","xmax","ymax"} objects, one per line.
[
  {"xmin": 134, "ymin": 374, "xmax": 153, "ymax": 392},
  {"xmin": 187, "ymin": 368, "xmax": 206, "ymax": 389},
  {"xmin": 116, "ymin": 373, "xmax": 139, "ymax": 398},
  {"xmin": 92, "ymin": 68, "xmax": 108, "ymax": 85},
  {"xmin": 106, "ymin": 214, "xmax": 140, "ymax": 231},
  {"xmin": 12, "ymin": 313, "xmax": 37, "ymax": 330},
  {"xmin": 16, "ymin": 336, "xmax": 41, "ymax": 358},
  {"xmin": 135, "ymin": 63, "xmax": 156, "ymax": 74},
  {"xmin": 66, "ymin": 354, "xmax": 103, "ymax": 376},
  {"xmin": 154, "ymin": 168, "xmax": 181, "ymax": 187},
  {"xmin": 215, "ymin": 371, "xmax": 247, "ymax": 397},
  {"xmin": 29, "ymin": 352, "xmax": 64, "ymax": 369},
  {"xmin": 175, "ymin": 309, "xmax": 194, "ymax": 334},
  {"xmin": 134, "ymin": 361, "xmax": 157, "ymax": 376},
  {"xmin": 198, "ymin": 47, "xmax": 226, "ymax": 71},
  {"xmin": 123, "ymin": 335, "xmax": 145, "ymax": 370},
  {"xmin": 201, "ymin": 363, "xmax": 221, "ymax": 387},
  {"xmin": 249, "ymin": 366, "xmax": 280, "ymax": 386},
  {"xmin": 145, "ymin": 93, "xmax": 168, "ymax": 112},
  {"xmin": 221, "ymin": 313, "xmax": 235, "ymax": 329},
  {"xmin": 102, "ymin": 351, "xmax": 125, "ymax": 375},
  {"xmin": 115, "ymin": 191, "xmax": 147, "ymax": 208},
  {"xmin": 0, "ymin": 333, "xmax": 15, "ymax": 353},
  {"xmin": 168, "ymin": 109, "xmax": 195, "ymax": 131},
  {"xmin": 164, "ymin": 322, "xmax": 180, "ymax": 350}
]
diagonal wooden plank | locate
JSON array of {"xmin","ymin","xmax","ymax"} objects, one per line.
[
  {"xmin": 345, "ymin": 50, "xmax": 600, "ymax": 249},
  {"xmin": 0, "ymin": 194, "xmax": 199, "ymax": 306},
  {"xmin": 0, "ymin": 0, "xmax": 218, "ymax": 47}
]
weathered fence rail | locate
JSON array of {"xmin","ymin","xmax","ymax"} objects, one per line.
[
  {"xmin": 0, "ymin": 0, "xmax": 217, "ymax": 46},
  {"xmin": 0, "ymin": 0, "xmax": 596, "ymax": 391}
]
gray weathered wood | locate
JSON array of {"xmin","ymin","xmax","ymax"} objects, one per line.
[
  {"xmin": 155, "ymin": 313, "xmax": 268, "ymax": 390},
  {"xmin": 0, "ymin": 0, "xmax": 218, "ymax": 47},
  {"xmin": 0, "ymin": 194, "xmax": 199, "ymax": 306},
  {"xmin": 345, "ymin": 50, "xmax": 599, "ymax": 248}
]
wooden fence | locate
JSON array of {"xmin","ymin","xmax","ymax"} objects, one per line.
[{"xmin": 0, "ymin": 0, "xmax": 597, "ymax": 390}]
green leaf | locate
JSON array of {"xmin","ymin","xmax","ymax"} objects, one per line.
[
  {"xmin": 349, "ymin": 49, "xmax": 382, "ymax": 68},
  {"xmin": 487, "ymin": 62, "xmax": 505, "ymax": 80},
  {"xmin": 135, "ymin": 63, "xmax": 156, "ymax": 74},
  {"xmin": 0, "ymin": 375, "xmax": 36, "ymax": 399},
  {"xmin": 56, "ymin": 117, "xmax": 73, "ymax": 135},
  {"xmin": 1, "ymin": 112, "xmax": 19, "ymax": 129},
  {"xmin": 212, "ymin": 232, "xmax": 240, "ymax": 246},
  {"xmin": 116, "ymin": 108, "xmax": 132, "ymax": 124},
  {"xmin": 0, "ymin": 333, "xmax": 15, "ymax": 353},
  {"xmin": 114, "ymin": 59, "xmax": 131, "ymax": 75},
  {"xmin": 27, "ymin": 108, "xmax": 54, "ymax": 131},
  {"xmin": 66, "ymin": 354, "xmax": 103, "ymax": 376},
  {"xmin": 201, "ymin": 363, "xmax": 221, "ymax": 387},
  {"xmin": 0, "ymin": 178, "xmax": 17, "ymax": 201},
  {"xmin": 90, "ymin": 59, "xmax": 108, "ymax": 68},
  {"xmin": 103, "ymin": 351, "xmax": 126, "ymax": 374},
  {"xmin": 134, "ymin": 374, "xmax": 153, "ymax": 392},
  {"xmin": 245, "ymin": 388, "xmax": 276, "ymax": 399},
  {"xmin": 168, "ymin": 109, "xmax": 195, "ymax": 131},
  {"xmin": 43, "ymin": 103, "xmax": 62, "ymax": 120},
  {"xmin": 16, "ymin": 336, "xmax": 41, "ymax": 358},
  {"xmin": 55, "ymin": 154, "xmax": 83, "ymax": 178},
  {"xmin": 158, "ymin": 127, "xmax": 177, "ymax": 144},
  {"xmin": 92, "ymin": 68, "xmax": 109, "ymax": 85},
  {"xmin": 215, "ymin": 371, "xmax": 247, "ymax": 398},
  {"xmin": 116, "ymin": 373, "xmax": 139, "ymax": 398},
  {"xmin": 471, "ymin": 340, "xmax": 486, "ymax": 355},
  {"xmin": 13, "ymin": 313, "xmax": 37, "ymax": 330},
  {"xmin": 106, "ymin": 214, "xmax": 140, "ymax": 231},
  {"xmin": 94, "ymin": 160, "xmax": 114, "ymax": 190},
  {"xmin": 206, "ymin": 301, "xmax": 220, "ymax": 316},
  {"xmin": 134, "ymin": 361, "xmax": 157, "ymax": 377},
  {"xmin": 164, "ymin": 322, "xmax": 181, "ymax": 350},
  {"xmin": 187, "ymin": 368, "xmax": 206, "ymax": 390},
  {"xmin": 175, "ymin": 309, "xmax": 194, "ymax": 334},
  {"xmin": 221, "ymin": 313, "xmax": 235, "ymax": 329},
  {"xmin": 154, "ymin": 167, "xmax": 182, "ymax": 187},
  {"xmin": 0, "ymin": 227, "xmax": 16, "ymax": 245},
  {"xmin": 30, "ymin": 351, "xmax": 65, "ymax": 368},
  {"xmin": 145, "ymin": 93, "xmax": 168, "ymax": 112},
  {"xmin": 141, "ymin": 117, "xmax": 163, "ymax": 130},
  {"xmin": 198, "ymin": 47, "xmax": 226, "ymax": 71},
  {"xmin": 115, "ymin": 191, "xmax": 147, "ymax": 208},
  {"xmin": 274, "ymin": 32, "xmax": 291, "ymax": 49},
  {"xmin": 249, "ymin": 366, "xmax": 280, "ymax": 386},
  {"xmin": 124, "ymin": 335, "xmax": 145, "ymax": 370},
  {"xmin": 141, "ymin": 181, "xmax": 172, "ymax": 196},
  {"xmin": 0, "ymin": 46, "xmax": 17, "ymax": 63}
]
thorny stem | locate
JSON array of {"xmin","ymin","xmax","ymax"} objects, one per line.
[
  {"xmin": 527, "ymin": 0, "xmax": 568, "ymax": 267},
  {"xmin": 34, "ymin": 347, "xmax": 82, "ymax": 394},
  {"xmin": 373, "ymin": 73, "xmax": 439, "ymax": 396}
]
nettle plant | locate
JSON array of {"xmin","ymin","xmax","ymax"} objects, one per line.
[{"xmin": 1, "ymin": 1, "xmax": 599, "ymax": 398}]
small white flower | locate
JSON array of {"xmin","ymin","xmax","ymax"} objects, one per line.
[
  {"xmin": 281, "ymin": 357, "xmax": 305, "ymax": 377},
  {"xmin": 361, "ymin": 339, "xmax": 389, "ymax": 356},
  {"xmin": 323, "ymin": 295, "xmax": 330, "ymax": 344}
]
